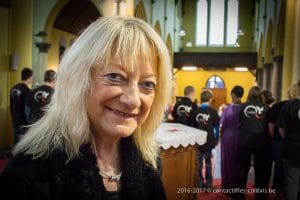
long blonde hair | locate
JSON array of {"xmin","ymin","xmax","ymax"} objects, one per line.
[{"xmin": 14, "ymin": 16, "xmax": 172, "ymax": 168}]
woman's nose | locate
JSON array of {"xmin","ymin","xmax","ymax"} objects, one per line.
[{"xmin": 120, "ymin": 84, "xmax": 141, "ymax": 109}]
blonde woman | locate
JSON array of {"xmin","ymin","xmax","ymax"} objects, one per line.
[{"xmin": 0, "ymin": 16, "xmax": 171, "ymax": 200}]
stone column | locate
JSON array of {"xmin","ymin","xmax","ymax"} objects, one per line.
[
  {"xmin": 34, "ymin": 42, "xmax": 51, "ymax": 86},
  {"xmin": 263, "ymin": 63, "xmax": 273, "ymax": 90},
  {"xmin": 256, "ymin": 68, "xmax": 264, "ymax": 88},
  {"xmin": 272, "ymin": 56, "xmax": 283, "ymax": 101},
  {"xmin": 282, "ymin": 0, "xmax": 296, "ymax": 99},
  {"xmin": 292, "ymin": 0, "xmax": 300, "ymax": 83}
]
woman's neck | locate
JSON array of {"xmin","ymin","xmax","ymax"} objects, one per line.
[
  {"xmin": 93, "ymin": 136, "xmax": 120, "ymax": 169},
  {"xmin": 93, "ymin": 136, "xmax": 122, "ymax": 191}
]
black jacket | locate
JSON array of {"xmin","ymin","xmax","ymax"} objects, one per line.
[
  {"xmin": 172, "ymin": 97, "xmax": 197, "ymax": 126},
  {"xmin": 10, "ymin": 83, "xmax": 31, "ymax": 128},
  {"xmin": 239, "ymin": 100, "xmax": 269, "ymax": 149},
  {"xmin": 191, "ymin": 105, "xmax": 220, "ymax": 151},
  {"xmin": 25, "ymin": 85, "xmax": 54, "ymax": 124},
  {"xmin": 0, "ymin": 137, "xmax": 166, "ymax": 200}
]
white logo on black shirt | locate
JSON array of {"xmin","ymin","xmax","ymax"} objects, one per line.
[
  {"xmin": 196, "ymin": 113, "xmax": 210, "ymax": 125},
  {"xmin": 177, "ymin": 105, "xmax": 192, "ymax": 116},
  {"xmin": 244, "ymin": 105, "xmax": 264, "ymax": 119},
  {"xmin": 11, "ymin": 89, "xmax": 21, "ymax": 97},
  {"xmin": 34, "ymin": 91, "xmax": 50, "ymax": 102}
]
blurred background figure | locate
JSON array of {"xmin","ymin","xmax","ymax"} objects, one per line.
[
  {"xmin": 172, "ymin": 85, "xmax": 197, "ymax": 126},
  {"xmin": 220, "ymin": 85, "xmax": 244, "ymax": 199},
  {"xmin": 263, "ymin": 89, "xmax": 275, "ymax": 107},
  {"xmin": 192, "ymin": 89, "xmax": 220, "ymax": 190},
  {"xmin": 25, "ymin": 69, "xmax": 56, "ymax": 124},
  {"xmin": 237, "ymin": 86, "xmax": 271, "ymax": 200},
  {"xmin": 265, "ymin": 83, "xmax": 298, "ymax": 199},
  {"xmin": 10, "ymin": 67, "xmax": 33, "ymax": 143}
]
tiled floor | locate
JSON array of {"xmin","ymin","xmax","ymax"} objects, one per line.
[{"xmin": 198, "ymin": 143, "xmax": 276, "ymax": 200}]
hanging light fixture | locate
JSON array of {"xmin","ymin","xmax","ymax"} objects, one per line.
[
  {"xmin": 237, "ymin": 26, "xmax": 244, "ymax": 36},
  {"xmin": 178, "ymin": 26, "xmax": 186, "ymax": 37},
  {"xmin": 185, "ymin": 39, "xmax": 193, "ymax": 47},
  {"xmin": 182, "ymin": 66, "xmax": 197, "ymax": 71},
  {"xmin": 234, "ymin": 38, "xmax": 240, "ymax": 47},
  {"xmin": 234, "ymin": 67, "xmax": 248, "ymax": 72}
]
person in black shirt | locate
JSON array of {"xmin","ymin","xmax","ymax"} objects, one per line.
[
  {"xmin": 191, "ymin": 89, "xmax": 219, "ymax": 190},
  {"xmin": 278, "ymin": 80, "xmax": 300, "ymax": 200},
  {"xmin": 25, "ymin": 69, "xmax": 56, "ymax": 124},
  {"xmin": 237, "ymin": 86, "xmax": 271, "ymax": 200},
  {"xmin": 10, "ymin": 67, "xmax": 33, "ymax": 143},
  {"xmin": 172, "ymin": 85, "xmax": 197, "ymax": 126},
  {"xmin": 265, "ymin": 84, "xmax": 297, "ymax": 199}
]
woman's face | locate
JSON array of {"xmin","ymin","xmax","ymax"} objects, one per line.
[{"xmin": 87, "ymin": 58, "xmax": 157, "ymax": 140}]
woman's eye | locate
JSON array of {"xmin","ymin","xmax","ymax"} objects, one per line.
[
  {"xmin": 139, "ymin": 81, "xmax": 156, "ymax": 90},
  {"xmin": 104, "ymin": 73, "xmax": 125, "ymax": 84}
]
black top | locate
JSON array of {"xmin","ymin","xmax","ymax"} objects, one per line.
[
  {"xmin": 25, "ymin": 85, "xmax": 54, "ymax": 124},
  {"xmin": 191, "ymin": 104, "xmax": 220, "ymax": 151},
  {"xmin": 278, "ymin": 99, "xmax": 300, "ymax": 163},
  {"xmin": 172, "ymin": 97, "xmax": 198, "ymax": 126},
  {"xmin": 0, "ymin": 137, "xmax": 166, "ymax": 200},
  {"xmin": 10, "ymin": 83, "xmax": 31, "ymax": 128},
  {"xmin": 103, "ymin": 191, "xmax": 119, "ymax": 200},
  {"xmin": 239, "ymin": 101, "xmax": 269, "ymax": 149},
  {"xmin": 265, "ymin": 101, "xmax": 287, "ymax": 141}
]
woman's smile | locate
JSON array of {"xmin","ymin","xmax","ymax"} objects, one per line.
[{"xmin": 106, "ymin": 106, "xmax": 139, "ymax": 119}]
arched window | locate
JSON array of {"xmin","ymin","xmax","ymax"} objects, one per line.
[
  {"xmin": 206, "ymin": 75, "xmax": 225, "ymax": 88},
  {"xmin": 196, "ymin": 0, "xmax": 239, "ymax": 47},
  {"xmin": 226, "ymin": 0, "xmax": 239, "ymax": 45},
  {"xmin": 196, "ymin": 0, "xmax": 208, "ymax": 46}
]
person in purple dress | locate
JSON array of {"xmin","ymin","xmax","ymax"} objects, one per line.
[{"xmin": 220, "ymin": 85, "xmax": 244, "ymax": 198}]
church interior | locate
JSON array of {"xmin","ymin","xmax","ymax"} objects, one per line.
[{"xmin": 0, "ymin": 0, "xmax": 300, "ymax": 199}]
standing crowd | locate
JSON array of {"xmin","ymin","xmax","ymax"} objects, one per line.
[{"xmin": 171, "ymin": 83, "xmax": 300, "ymax": 200}]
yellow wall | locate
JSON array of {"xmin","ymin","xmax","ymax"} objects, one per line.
[
  {"xmin": 174, "ymin": 70, "xmax": 256, "ymax": 104},
  {"xmin": 0, "ymin": 7, "xmax": 11, "ymax": 147},
  {"xmin": 10, "ymin": 0, "xmax": 33, "ymax": 86},
  {"xmin": 48, "ymin": 28, "xmax": 76, "ymax": 70},
  {"xmin": 282, "ymin": 0, "xmax": 297, "ymax": 98},
  {"xmin": 0, "ymin": 0, "xmax": 33, "ymax": 147}
]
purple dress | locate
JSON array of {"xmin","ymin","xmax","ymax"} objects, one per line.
[{"xmin": 220, "ymin": 104, "xmax": 241, "ymax": 189}]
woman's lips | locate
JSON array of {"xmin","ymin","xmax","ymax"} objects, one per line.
[{"xmin": 107, "ymin": 107, "xmax": 138, "ymax": 118}]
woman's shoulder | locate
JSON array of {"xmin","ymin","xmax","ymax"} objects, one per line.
[
  {"xmin": 0, "ymin": 153, "xmax": 58, "ymax": 199},
  {"xmin": 1, "ymin": 152, "xmax": 63, "ymax": 180}
]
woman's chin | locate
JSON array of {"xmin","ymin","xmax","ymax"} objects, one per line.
[{"xmin": 111, "ymin": 124, "xmax": 137, "ymax": 138}]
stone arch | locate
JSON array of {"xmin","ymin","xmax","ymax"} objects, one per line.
[
  {"xmin": 44, "ymin": 0, "xmax": 103, "ymax": 42},
  {"xmin": 134, "ymin": 1, "xmax": 148, "ymax": 22},
  {"xmin": 44, "ymin": 0, "xmax": 102, "ymax": 64},
  {"xmin": 154, "ymin": 20, "xmax": 162, "ymax": 37},
  {"xmin": 166, "ymin": 33, "xmax": 173, "ymax": 60}
]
